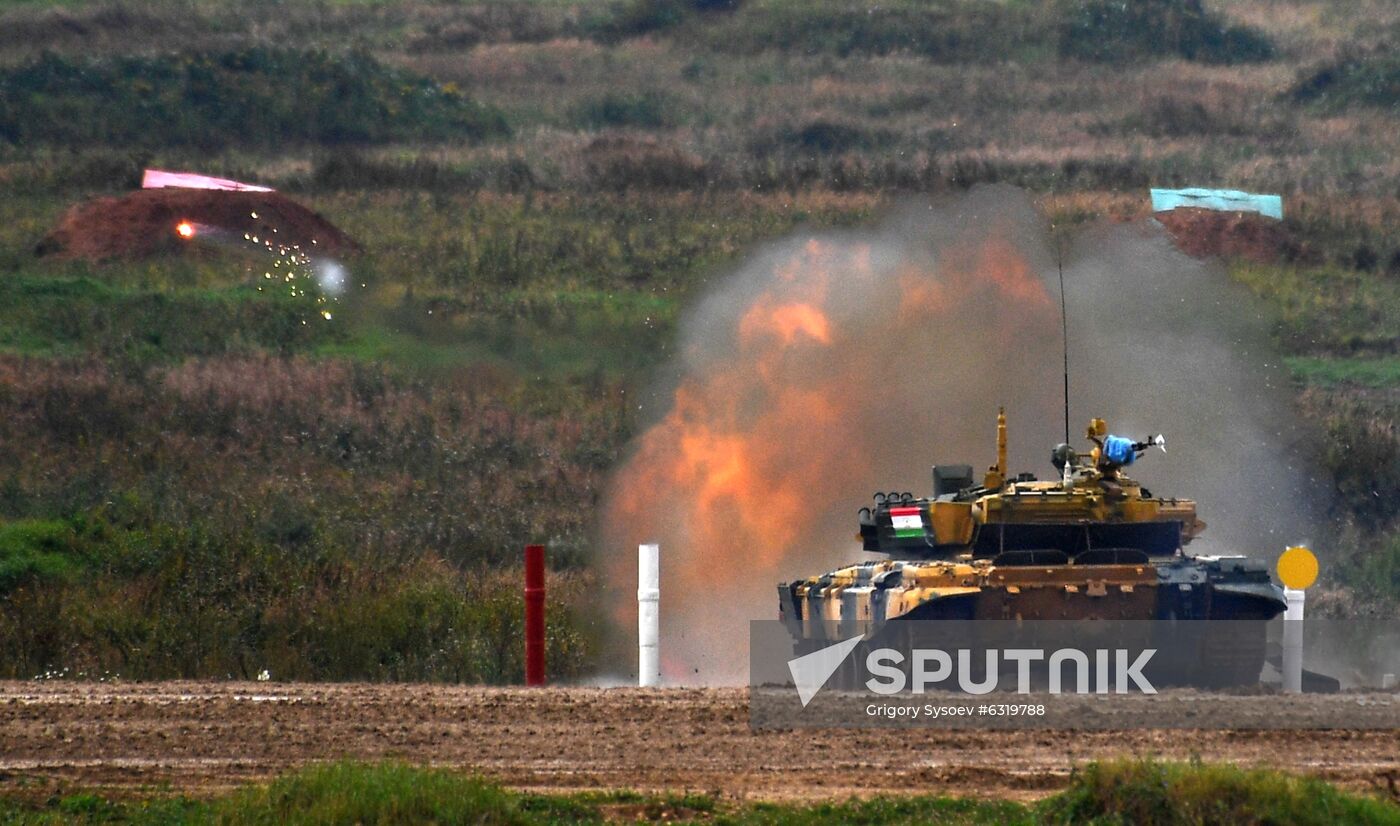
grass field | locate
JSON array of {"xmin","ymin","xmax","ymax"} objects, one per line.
[
  {"xmin": 0, "ymin": 0, "xmax": 1397, "ymax": 679},
  {"xmin": 1, "ymin": 759, "xmax": 1397, "ymax": 825}
]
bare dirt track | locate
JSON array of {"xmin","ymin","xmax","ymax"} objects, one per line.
[{"xmin": 1, "ymin": 682, "xmax": 1398, "ymax": 803}]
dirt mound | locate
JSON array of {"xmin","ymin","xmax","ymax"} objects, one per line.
[
  {"xmin": 1153, "ymin": 207, "xmax": 1315, "ymax": 265},
  {"xmin": 37, "ymin": 189, "xmax": 361, "ymax": 261}
]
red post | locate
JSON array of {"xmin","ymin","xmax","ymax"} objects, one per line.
[{"xmin": 524, "ymin": 544, "xmax": 546, "ymax": 686}]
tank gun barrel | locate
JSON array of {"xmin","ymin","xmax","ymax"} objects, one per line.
[
  {"xmin": 983, "ymin": 407, "xmax": 1009, "ymax": 490},
  {"xmin": 997, "ymin": 407, "xmax": 1007, "ymax": 477}
]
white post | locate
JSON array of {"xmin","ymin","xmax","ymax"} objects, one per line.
[
  {"xmin": 1283, "ymin": 587, "xmax": 1305, "ymax": 694},
  {"xmin": 638, "ymin": 543, "xmax": 660, "ymax": 688}
]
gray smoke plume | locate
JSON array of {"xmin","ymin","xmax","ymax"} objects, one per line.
[
  {"xmin": 1063, "ymin": 219, "xmax": 1320, "ymax": 555},
  {"xmin": 600, "ymin": 185, "xmax": 1319, "ymax": 685}
]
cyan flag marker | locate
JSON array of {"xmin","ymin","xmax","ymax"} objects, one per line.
[{"xmin": 1150, "ymin": 187, "xmax": 1283, "ymax": 220}]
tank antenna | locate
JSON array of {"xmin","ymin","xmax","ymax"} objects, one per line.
[{"xmin": 1053, "ymin": 217, "xmax": 1070, "ymax": 445}]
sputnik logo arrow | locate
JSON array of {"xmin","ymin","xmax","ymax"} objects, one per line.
[{"xmin": 787, "ymin": 635, "xmax": 864, "ymax": 707}]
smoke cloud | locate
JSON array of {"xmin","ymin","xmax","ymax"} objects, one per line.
[{"xmin": 600, "ymin": 185, "xmax": 1320, "ymax": 685}]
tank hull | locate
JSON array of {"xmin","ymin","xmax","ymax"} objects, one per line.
[{"xmin": 779, "ymin": 555, "xmax": 1286, "ymax": 688}]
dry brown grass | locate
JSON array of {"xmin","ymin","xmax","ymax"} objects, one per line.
[
  {"xmin": 4, "ymin": 2, "xmax": 1396, "ymax": 207},
  {"xmin": 1220, "ymin": 0, "xmax": 1400, "ymax": 54}
]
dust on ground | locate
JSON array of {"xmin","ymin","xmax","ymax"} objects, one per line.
[
  {"xmin": 36, "ymin": 189, "xmax": 360, "ymax": 261},
  {"xmin": 1, "ymin": 682, "xmax": 1396, "ymax": 804}
]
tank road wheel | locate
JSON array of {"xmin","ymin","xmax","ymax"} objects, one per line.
[
  {"xmin": 831, "ymin": 640, "xmax": 870, "ymax": 692},
  {"xmin": 1195, "ymin": 623, "xmax": 1267, "ymax": 688}
]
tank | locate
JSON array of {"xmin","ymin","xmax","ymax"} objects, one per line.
[{"xmin": 777, "ymin": 409, "xmax": 1288, "ymax": 688}]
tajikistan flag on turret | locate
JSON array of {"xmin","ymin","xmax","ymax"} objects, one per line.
[{"xmin": 890, "ymin": 506, "xmax": 923, "ymax": 539}]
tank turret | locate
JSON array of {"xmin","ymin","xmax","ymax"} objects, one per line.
[{"xmin": 857, "ymin": 408, "xmax": 1202, "ymax": 561}]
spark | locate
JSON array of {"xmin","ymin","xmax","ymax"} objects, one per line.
[{"xmin": 175, "ymin": 221, "xmax": 195, "ymax": 239}]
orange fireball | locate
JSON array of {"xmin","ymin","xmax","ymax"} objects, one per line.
[
  {"xmin": 601, "ymin": 200, "xmax": 1065, "ymax": 684},
  {"xmin": 175, "ymin": 221, "xmax": 195, "ymax": 239}
]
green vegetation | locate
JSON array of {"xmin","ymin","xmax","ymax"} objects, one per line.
[
  {"xmin": 0, "ymin": 519, "xmax": 89, "ymax": 593},
  {"xmin": 0, "ymin": 276, "xmax": 342, "ymax": 360},
  {"xmin": 585, "ymin": 0, "xmax": 1273, "ymax": 65},
  {"xmin": 1042, "ymin": 759, "xmax": 1400, "ymax": 825},
  {"xmin": 1297, "ymin": 388, "xmax": 1400, "ymax": 530},
  {"xmin": 1, "ymin": 759, "xmax": 1396, "ymax": 824},
  {"xmin": 573, "ymin": 90, "xmax": 683, "ymax": 129},
  {"xmin": 1287, "ymin": 356, "xmax": 1400, "ymax": 388},
  {"xmin": 0, "ymin": 0, "xmax": 1396, "ymax": 679},
  {"xmin": 1055, "ymin": 0, "xmax": 1274, "ymax": 64},
  {"xmin": 0, "ymin": 509, "xmax": 600, "ymax": 681},
  {"xmin": 0, "ymin": 353, "xmax": 612, "ymax": 679},
  {"xmin": 1292, "ymin": 46, "xmax": 1400, "ymax": 110},
  {"xmin": 1352, "ymin": 532, "xmax": 1400, "ymax": 602},
  {"xmin": 0, "ymin": 48, "xmax": 509, "ymax": 148},
  {"xmin": 1230, "ymin": 262, "xmax": 1400, "ymax": 356},
  {"xmin": 0, "ymin": 190, "xmax": 877, "ymax": 681},
  {"xmin": 677, "ymin": 0, "xmax": 1036, "ymax": 63},
  {"xmin": 1209, "ymin": 269, "xmax": 1397, "ymax": 600}
]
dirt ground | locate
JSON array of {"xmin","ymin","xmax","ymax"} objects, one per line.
[
  {"xmin": 1152, "ymin": 207, "xmax": 1315, "ymax": 265},
  {"xmin": 2, "ymin": 683, "xmax": 1398, "ymax": 804}
]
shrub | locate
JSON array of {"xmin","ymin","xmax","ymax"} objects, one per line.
[
  {"xmin": 0, "ymin": 277, "xmax": 342, "ymax": 362},
  {"xmin": 788, "ymin": 121, "xmax": 885, "ymax": 154},
  {"xmin": 752, "ymin": 120, "xmax": 896, "ymax": 156},
  {"xmin": 8, "ymin": 760, "xmax": 1398, "ymax": 824},
  {"xmin": 1298, "ymin": 388, "xmax": 1400, "ymax": 531},
  {"xmin": 1117, "ymin": 96, "xmax": 1252, "ymax": 138},
  {"xmin": 234, "ymin": 763, "xmax": 531, "ymax": 825},
  {"xmin": 581, "ymin": 137, "xmax": 709, "ymax": 191},
  {"xmin": 1040, "ymin": 758, "xmax": 1400, "ymax": 825},
  {"xmin": 1056, "ymin": 0, "xmax": 1275, "ymax": 65},
  {"xmin": 693, "ymin": 0, "xmax": 1032, "ymax": 62},
  {"xmin": 1291, "ymin": 46, "xmax": 1400, "ymax": 110},
  {"xmin": 0, "ymin": 48, "xmax": 511, "ymax": 149},
  {"xmin": 588, "ymin": 0, "xmax": 1271, "ymax": 65},
  {"xmin": 407, "ymin": 4, "xmax": 580, "ymax": 53},
  {"xmin": 0, "ymin": 150, "xmax": 151, "ymax": 195},
  {"xmin": 0, "ymin": 519, "xmax": 88, "ymax": 594},
  {"xmin": 312, "ymin": 152, "xmax": 470, "ymax": 191},
  {"xmin": 0, "ymin": 351, "xmax": 617, "ymax": 680},
  {"xmin": 309, "ymin": 152, "xmax": 537, "ymax": 192},
  {"xmin": 1348, "ymin": 532, "xmax": 1400, "ymax": 602},
  {"xmin": 585, "ymin": 0, "xmax": 689, "ymax": 42},
  {"xmin": 582, "ymin": 0, "xmax": 741, "ymax": 43},
  {"xmin": 0, "ymin": 512, "xmax": 601, "ymax": 681},
  {"xmin": 571, "ymin": 91, "xmax": 681, "ymax": 129}
]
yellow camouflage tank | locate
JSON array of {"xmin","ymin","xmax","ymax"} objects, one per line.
[{"xmin": 778, "ymin": 411, "xmax": 1286, "ymax": 686}]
